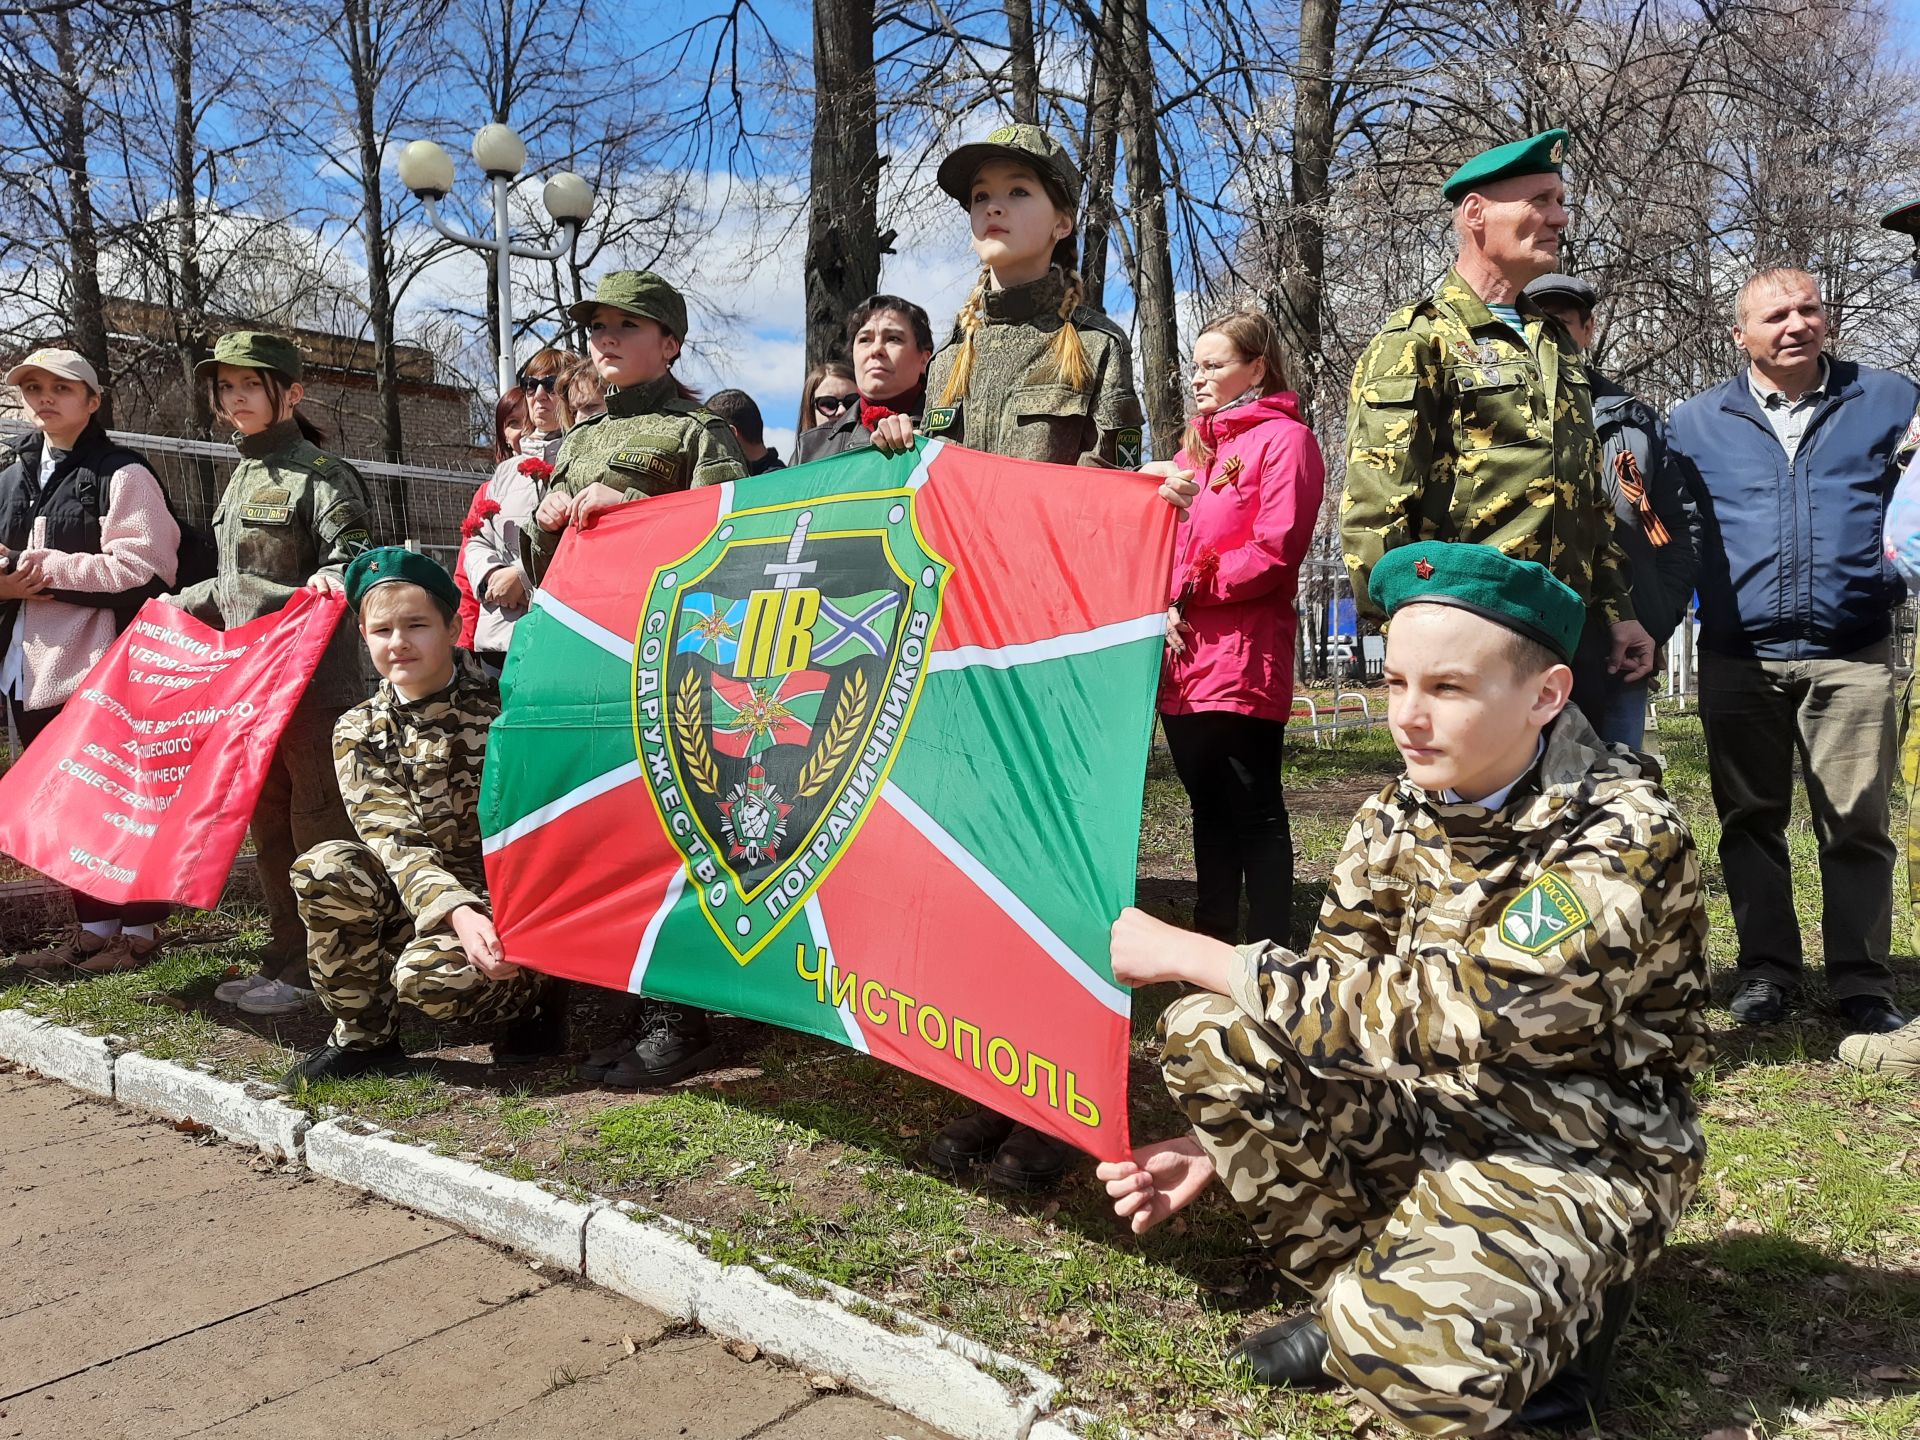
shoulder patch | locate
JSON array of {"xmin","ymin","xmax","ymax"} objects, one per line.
[
  {"xmin": 925, "ymin": 405, "xmax": 958, "ymax": 435},
  {"xmin": 1115, "ymin": 426, "xmax": 1142, "ymax": 468},
  {"xmin": 1497, "ymin": 873, "xmax": 1592, "ymax": 954},
  {"xmin": 609, "ymin": 447, "xmax": 679, "ymax": 484}
]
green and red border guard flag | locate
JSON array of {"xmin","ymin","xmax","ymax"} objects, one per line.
[{"xmin": 481, "ymin": 440, "xmax": 1174, "ymax": 1160}]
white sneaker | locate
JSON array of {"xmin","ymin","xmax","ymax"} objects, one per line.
[
  {"xmin": 215, "ymin": 971, "xmax": 273, "ymax": 1003},
  {"xmin": 236, "ymin": 979, "xmax": 316, "ymax": 1016}
]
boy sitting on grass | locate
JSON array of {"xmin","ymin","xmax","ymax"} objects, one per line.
[{"xmin": 283, "ymin": 547, "xmax": 561, "ymax": 1084}]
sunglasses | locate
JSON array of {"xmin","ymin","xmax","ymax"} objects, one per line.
[
  {"xmin": 519, "ymin": 374, "xmax": 560, "ymax": 394},
  {"xmin": 812, "ymin": 392, "xmax": 856, "ymax": 416}
]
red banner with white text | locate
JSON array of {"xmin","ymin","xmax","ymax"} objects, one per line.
[{"xmin": 0, "ymin": 591, "xmax": 346, "ymax": 908}]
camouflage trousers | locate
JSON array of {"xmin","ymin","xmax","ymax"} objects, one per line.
[
  {"xmin": 292, "ymin": 840, "xmax": 540, "ymax": 1049},
  {"xmin": 1162, "ymin": 993, "xmax": 1665, "ymax": 1438}
]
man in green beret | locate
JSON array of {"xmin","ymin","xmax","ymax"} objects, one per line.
[
  {"xmin": 283, "ymin": 547, "xmax": 561, "ymax": 1083},
  {"xmin": 1097, "ymin": 542, "xmax": 1709, "ymax": 1436},
  {"xmin": 1342, "ymin": 129, "xmax": 1656, "ymax": 697}
]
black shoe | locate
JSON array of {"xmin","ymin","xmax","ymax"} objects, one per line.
[
  {"xmin": 1728, "ymin": 975, "xmax": 1793, "ymax": 1024},
  {"xmin": 927, "ymin": 1109, "xmax": 1017, "ymax": 1173},
  {"xmin": 1230, "ymin": 1313, "xmax": 1333, "ymax": 1389},
  {"xmin": 987, "ymin": 1125, "xmax": 1076, "ymax": 1192},
  {"xmin": 282, "ymin": 1039, "xmax": 408, "ymax": 1087},
  {"xmin": 573, "ymin": 996, "xmax": 651, "ymax": 1082},
  {"xmin": 492, "ymin": 991, "xmax": 570, "ymax": 1065},
  {"xmin": 600, "ymin": 1007, "xmax": 720, "ymax": 1088},
  {"xmin": 1835, "ymin": 995, "xmax": 1908, "ymax": 1034},
  {"xmin": 1516, "ymin": 1281, "xmax": 1636, "ymax": 1432}
]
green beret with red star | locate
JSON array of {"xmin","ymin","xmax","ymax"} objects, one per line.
[{"xmin": 1369, "ymin": 542, "xmax": 1585, "ymax": 660}]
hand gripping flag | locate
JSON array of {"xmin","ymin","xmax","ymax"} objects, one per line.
[{"xmin": 480, "ymin": 440, "xmax": 1175, "ymax": 1159}]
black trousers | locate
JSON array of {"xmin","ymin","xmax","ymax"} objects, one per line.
[
  {"xmin": 1160, "ymin": 709, "xmax": 1293, "ymax": 947},
  {"xmin": 6, "ymin": 696, "xmax": 170, "ymax": 926}
]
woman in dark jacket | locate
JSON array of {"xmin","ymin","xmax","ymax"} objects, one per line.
[{"xmin": 793, "ymin": 297, "xmax": 934, "ymax": 464}]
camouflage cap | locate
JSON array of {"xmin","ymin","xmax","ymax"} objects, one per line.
[
  {"xmin": 567, "ymin": 270, "xmax": 688, "ymax": 338},
  {"xmin": 1442, "ymin": 128, "xmax": 1570, "ymax": 203},
  {"xmin": 1882, "ymin": 199, "xmax": 1920, "ymax": 236},
  {"xmin": 193, "ymin": 331, "xmax": 304, "ymax": 382},
  {"xmin": 936, "ymin": 123, "xmax": 1081, "ymax": 209},
  {"xmin": 345, "ymin": 545, "xmax": 461, "ymax": 616},
  {"xmin": 1371, "ymin": 541, "xmax": 1585, "ymax": 661}
]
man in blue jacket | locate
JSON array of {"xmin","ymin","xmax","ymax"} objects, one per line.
[{"xmin": 1668, "ymin": 266, "xmax": 1915, "ymax": 1035}]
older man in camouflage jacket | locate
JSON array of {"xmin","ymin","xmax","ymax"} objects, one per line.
[
  {"xmin": 1100, "ymin": 543, "xmax": 1709, "ymax": 1437},
  {"xmin": 1341, "ymin": 129, "xmax": 1656, "ymax": 686}
]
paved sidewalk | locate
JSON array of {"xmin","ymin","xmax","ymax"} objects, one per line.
[{"xmin": 0, "ymin": 1070, "xmax": 953, "ymax": 1440}]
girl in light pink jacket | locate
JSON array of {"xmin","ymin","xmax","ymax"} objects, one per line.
[{"xmin": 0, "ymin": 348, "xmax": 180, "ymax": 974}]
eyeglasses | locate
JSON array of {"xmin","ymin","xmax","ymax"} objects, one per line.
[
  {"xmin": 812, "ymin": 392, "xmax": 857, "ymax": 416},
  {"xmin": 519, "ymin": 374, "xmax": 559, "ymax": 394}
]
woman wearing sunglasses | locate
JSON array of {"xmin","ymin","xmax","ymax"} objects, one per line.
[
  {"xmin": 462, "ymin": 347, "xmax": 576, "ymax": 671},
  {"xmin": 796, "ymin": 359, "xmax": 858, "ymax": 436}
]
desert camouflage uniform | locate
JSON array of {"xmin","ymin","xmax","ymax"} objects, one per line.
[
  {"xmin": 527, "ymin": 373, "xmax": 747, "ymax": 578},
  {"xmin": 292, "ymin": 651, "xmax": 540, "ymax": 1048},
  {"xmin": 922, "ymin": 268, "xmax": 1145, "ymax": 467},
  {"xmin": 1159, "ymin": 706, "xmax": 1709, "ymax": 1437},
  {"xmin": 168, "ymin": 417, "xmax": 375, "ymax": 978},
  {"xmin": 1341, "ymin": 269, "xmax": 1634, "ymax": 627}
]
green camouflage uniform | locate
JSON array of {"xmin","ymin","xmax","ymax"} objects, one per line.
[
  {"xmin": 1341, "ymin": 269, "xmax": 1634, "ymax": 626},
  {"xmin": 528, "ymin": 374, "xmax": 747, "ymax": 577},
  {"xmin": 167, "ymin": 417, "xmax": 375, "ymax": 977},
  {"xmin": 1159, "ymin": 706, "xmax": 1709, "ymax": 1437},
  {"xmin": 292, "ymin": 651, "xmax": 539, "ymax": 1048},
  {"xmin": 922, "ymin": 269, "xmax": 1145, "ymax": 467}
]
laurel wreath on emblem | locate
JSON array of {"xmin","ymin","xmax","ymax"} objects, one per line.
[
  {"xmin": 795, "ymin": 669, "xmax": 869, "ymax": 798},
  {"xmin": 674, "ymin": 668, "xmax": 723, "ymax": 795}
]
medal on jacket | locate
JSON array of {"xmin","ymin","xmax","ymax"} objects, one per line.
[{"xmin": 1211, "ymin": 454, "xmax": 1244, "ymax": 491}]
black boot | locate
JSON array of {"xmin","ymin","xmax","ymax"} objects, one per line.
[
  {"xmin": 282, "ymin": 1039, "xmax": 408, "ymax": 1087},
  {"xmin": 574, "ymin": 995, "xmax": 651, "ymax": 1083},
  {"xmin": 927, "ymin": 1108, "xmax": 1017, "ymax": 1173},
  {"xmin": 1230, "ymin": 1313, "xmax": 1333, "ymax": 1389},
  {"xmin": 492, "ymin": 984, "xmax": 570, "ymax": 1065},
  {"xmin": 601, "ymin": 1006, "xmax": 721, "ymax": 1088},
  {"xmin": 987, "ymin": 1125, "xmax": 1076, "ymax": 1191},
  {"xmin": 1516, "ymin": 1281, "xmax": 1637, "ymax": 1432}
]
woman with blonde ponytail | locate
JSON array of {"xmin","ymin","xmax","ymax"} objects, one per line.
[
  {"xmin": 1160, "ymin": 310, "xmax": 1324, "ymax": 950},
  {"xmin": 872, "ymin": 124, "xmax": 1143, "ymax": 468}
]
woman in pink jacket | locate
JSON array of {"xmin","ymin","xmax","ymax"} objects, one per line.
[
  {"xmin": 1159, "ymin": 311, "xmax": 1324, "ymax": 947},
  {"xmin": 0, "ymin": 349, "xmax": 180, "ymax": 973}
]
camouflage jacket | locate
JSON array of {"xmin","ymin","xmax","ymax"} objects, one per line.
[
  {"xmin": 529, "ymin": 374, "xmax": 747, "ymax": 576},
  {"xmin": 1229, "ymin": 706, "xmax": 1709, "ymax": 1212},
  {"xmin": 922, "ymin": 269, "xmax": 1145, "ymax": 467},
  {"xmin": 1341, "ymin": 268, "xmax": 1633, "ymax": 626},
  {"xmin": 169, "ymin": 418, "xmax": 375, "ymax": 711},
  {"xmin": 333, "ymin": 649, "xmax": 498, "ymax": 936}
]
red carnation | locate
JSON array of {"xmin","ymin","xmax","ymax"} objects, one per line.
[
  {"xmin": 460, "ymin": 497, "xmax": 502, "ymax": 540},
  {"xmin": 518, "ymin": 456, "xmax": 554, "ymax": 482}
]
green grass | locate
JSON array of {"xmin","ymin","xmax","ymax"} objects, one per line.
[{"xmin": 4, "ymin": 707, "xmax": 1918, "ymax": 1438}]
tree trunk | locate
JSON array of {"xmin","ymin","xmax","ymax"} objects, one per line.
[
  {"xmin": 344, "ymin": 0, "xmax": 409, "ymax": 530},
  {"xmin": 1275, "ymin": 0, "xmax": 1338, "ymax": 404},
  {"xmin": 1004, "ymin": 0, "xmax": 1039, "ymax": 124},
  {"xmin": 1079, "ymin": 0, "xmax": 1123, "ymax": 310},
  {"xmin": 170, "ymin": 0, "xmax": 218, "ymax": 508},
  {"xmin": 804, "ymin": 0, "xmax": 884, "ymax": 370},
  {"xmin": 54, "ymin": 6, "xmax": 112, "ymax": 427},
  {"xmin": 1119, "ymin": 0, "xmax": 1180, "ymax": 457}
]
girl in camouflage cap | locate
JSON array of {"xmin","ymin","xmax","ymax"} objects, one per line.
[
  {"xmin": 170, "ymin": 330, "xmax": 376, "ymax": 1018},
  {"xmin": 874, "ymin": 124, "xmax": 1144, "ymax": 469}
]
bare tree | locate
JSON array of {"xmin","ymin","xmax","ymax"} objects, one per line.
[{"xmin": 806, "ymin": 0, "xmax": 888, "ymax": 367}]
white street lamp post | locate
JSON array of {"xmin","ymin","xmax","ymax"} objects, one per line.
[{"xmin": 397, "ymin": 125, "xmax": 596, "ymax": 396}]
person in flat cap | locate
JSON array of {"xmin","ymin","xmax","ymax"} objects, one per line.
[
  {"xmin": 158, "ymin": 331, "xmax": 377, "ymax": 1016},
  {"xmin": 1342, "ymin": 129, "xmax": 1657, "ymax": 705},
  {"xmin": 1522, "ymin": 272, "xmax": 1697, "ymax": 749},
  {"xmin": 530, "ymin": 270, "xmax": 746, "ymax": 582},
  {"xmin": 1098, "ymin": 541, "xmax": 1709, "ymax": 1436},
  {"xmin": 284, "ymin": 546, "xmax": 559, "ymax": 1083}
]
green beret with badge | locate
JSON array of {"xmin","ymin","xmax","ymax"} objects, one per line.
[
  {"xmin": 194, "ymin": 331, "xmax": 305, "ymax": 382},
  {"xmin": 345, "ymin": 545, "xmax": 462, "ymax": 616},
  {"xmin": 1369, "ymin": 541, "xmax": 1585, "ymax": 661},
  {"xmin": 567, "ymin": 270, "xmax": 689, "ymax": 340},
  {"xmin": 937, "ymin": 123, "xmax": 1082, "ymax": 208},
  {"xmin": 1442, "ymin": 128, "xmax": 1570, "ymax": 203}
]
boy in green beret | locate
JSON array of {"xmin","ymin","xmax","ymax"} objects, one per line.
[
  {"xmin": 283, "ymin": 547, "xmax": 559, "ymax": 1083},
  {"xmin": 1098, "ymin": 543, "xmax": 1710, "ymax": 1436}
]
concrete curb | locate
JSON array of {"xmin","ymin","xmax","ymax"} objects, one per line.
[
  {"xmin": 113, "ymin": 1052, "xmax": 310, "ymax": 1163},
  {"xmin": 0, "ymin": 1011, "xmax": 1097, "ymax": 1440}
]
